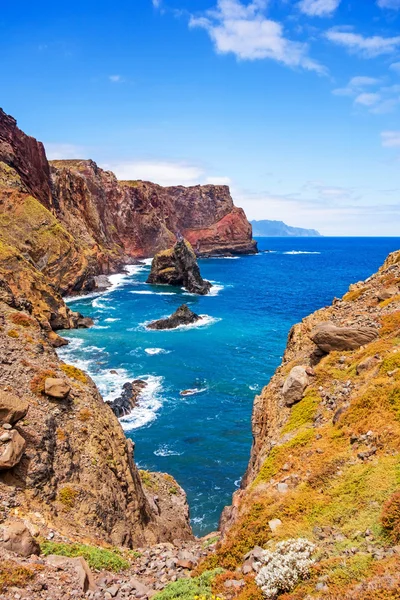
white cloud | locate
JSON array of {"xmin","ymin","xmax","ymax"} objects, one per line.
[
  {"xmin": 189, "ymin": 0, "xmax": 325, "ymax": 73},
  {"xmin": 205, "ymin": 176, "xmax": 232, "ymax": 185},
  {"xmin": 381, "ymin": 130, "xmax": 400, "ymax": 147},
  {"xmin": 355, "ymin": 92, "xmax": 381, "ymax": 106},
  {"xmin": 45, "ymin": 143, "xmax": 85, "ymax": 160},
  {"xmin": 298, "ymin": 0, "xmax": 341, "ymax": 17},
  {"xmin": 349, "ymin": 76, "xmax": 381, "ymax": 87},
  {"xmin": 152, "ymin": 0, "xmax": 161, "ymax": 6},
  {"xmin": 326, "ymin": 29, "xmax": 400, "ymax": 57},
  {"xmin": 377, "ymin": 0, "xmax": 400, "ymax": 9},
  {"xmin": 103, "ymin": 160, "xmax": 232, "ymax": 187},
  {"xmin": 109, "ymin": 75, "xmax": 123, "ymax": 83},
  {"xmin": 390, "ymin": 62, "xmax": 400, "ymax": 73}
]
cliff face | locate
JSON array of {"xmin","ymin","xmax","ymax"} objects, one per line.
[
  {"xmin": 0, "ymin": 109, "xmax": 256, "ymax": 324},
  {"xmin": 200, "ymin": 251, "xmax": 400, "ymax": 598},
  {"xmin": 0, "ymin": 281, "xmax": 192, "ymax": 547}
]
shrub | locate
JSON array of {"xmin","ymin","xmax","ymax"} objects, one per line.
[
  {"xmin": 153, "ymin": 569, "xmax": 224, "ymax": 600},
  {"xmin": 10, "ymin": 313, "xmax": 35, "ymax": 327},
  {"xmin": 381, "ymin": 491, "xmax": 400, "ymax": 543},
  {"xmin": 60, "ymin": 364, "xmax": 87, "ymax": 383},
  {"xmin": 30, "ymin": 369, "xmax": 56, "ymax": 395},
  {"xmin": 0, "ymin": 560, "xmax": 34, "ymax": 592},
  {"xmin": 40, "ymin": 541, "xmax": 130, "ymax": 571},
  {"xmin": 78, "ymin": 408, "xmax": 92, "ymax": 422},
  {"xmin": 57, "ymin": 485, "xmax": 79, "ymax": 509},
  {"xmin": 255, "ymin": 539, "xmax": 315, "ymax": 599}
]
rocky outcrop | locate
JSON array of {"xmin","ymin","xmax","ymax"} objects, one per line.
[
  {"xmin": 209, "ymin": 249, "xmax": 400, "ymax": 598},
  {"xmin": 0, "ymin": 292, "xmax": 192, "ymax": 547},
  {"xmin": 108, "ymin": 380, "xmax": 147, "ymax": 418},
  {"xmin": 147, "ymin": 304, "xmax": 201, "ymax": 330},
  {"xmin": 147, "ymin": 239, "xmax": 212, "ymax": 295},
  {"xmin": 0, "ymin": 391, "xmax": 29, "ymax": 425},
  {"xmin": 282, "ymin": 366, "xmax": 309, "ymax": 406},
  {"xmin": 310, "ymin": 321, "xmax": 378, "ymax": 353},
  {"xmin": 0, "ymin": 108, "xmax": 256, "ymax": 326}
]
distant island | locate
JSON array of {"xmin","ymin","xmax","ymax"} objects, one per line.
[{"xmin": 251, "ymin": 219, "xmax": 322, "ymax": 237}]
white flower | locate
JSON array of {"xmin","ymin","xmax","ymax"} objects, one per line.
[{"xmin": 255, "ymin": 538, "xmax": 316, "ymax": 598}]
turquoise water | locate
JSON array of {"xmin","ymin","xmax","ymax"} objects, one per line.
[{"xmin": 60, "ymin": 237, "xmax": 400, "ymax": 535}]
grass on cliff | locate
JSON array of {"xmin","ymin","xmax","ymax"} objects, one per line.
[
  {"xmin": 40, "ymin": 541, "xmax": 130, "ymax": 572},
  {"xmin": 0, "ymin": 560, "xmax": 35, "ymax": 592},
  {"xmin": 153, "ymin": 569, "xmax": 224, "ymax": 600}
]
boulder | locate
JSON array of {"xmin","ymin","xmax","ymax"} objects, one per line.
[
  {"xmin": 48, "ymin": 331, "xmax": 69, "ymax": 348},
  {"xmin": 44, "ymin": 378, "xmax": 71, "ymax": 399},
  {"xmin": 282, "ymin": 366, "xmax": 309, "ymax": 407},
  {"xmin": 268, "ymin": 518, "xmax": 282, "ymax": 532},
  {"xmin": 310, "ymin": 322, "xmax": 378, "ymax": 353},
  {"xmin": 0, "ymin": 391, "xmax": 29, "ymax": 425},
  {"xmin": 147, "ymin": 239, "xmax": 212, "ymax": 295},
  {"xmin": 147, "ymin": 304, "xmax": 202, "ymax": 330},
  {"xmin": 107, "ymin": 380, "xmax": 147, "ymax": 418},
  {"xmin": 377, "ymin": 287, "xmax": 398, "ymax": 302},
  {"xmin": 0, "ymin": 521, "xmax": 40, "ymax": 556},
  {"xmin": 45, "ymin": 555, "xmax": 96, "ymax": 592},
  {"xmin": 0, "ymin": 429, "xmax": 26, "ymax": 469}
]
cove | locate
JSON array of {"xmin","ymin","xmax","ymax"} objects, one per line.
[{"xmin": 59, "ymin": 236, "xmax": 400, "ymax": 535}]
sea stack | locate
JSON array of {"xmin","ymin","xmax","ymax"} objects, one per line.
[
  {"xmin": 147, "ymin": 238, "xmax": 212, "ymax": 295},
  {"xmin": 147, "ymin": 304, "xmax": 202, "ymax": 330}
]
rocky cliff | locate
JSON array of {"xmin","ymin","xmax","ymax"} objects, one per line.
[
  {"xmin": 0, "ymin": 108, "xmax": 256, "ymax": 327},
  {"xmin": 197, "ymin": 250, "xmax": 400, "ymax": 599},
  {"xmin": 0, "ymin": 279, "xmax": 192, "ymax": 549}
]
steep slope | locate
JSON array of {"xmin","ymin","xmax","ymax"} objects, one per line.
[
  {"xmin": 0, "ymin": 280, "xmax": 192, "ymax": 547},
  {"xmin": 199, "ymin": 250, "xmax": 400, "ymax": 599},
  {"xmin": 0, "ymin": 108, "xmax": 256, "ymax": 324}
]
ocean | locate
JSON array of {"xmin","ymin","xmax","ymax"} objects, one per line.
[{"xmin": 59, "ymin": 237, "xmax": 400, "ymax": 536}]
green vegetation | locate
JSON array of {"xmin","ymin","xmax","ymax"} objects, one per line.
[
  {"xmin": 57, "ymin": 485, "xmax": 79, "ymax": 509},
  {"xmin": 153, "ymin": 569, "xmax": 224, "ymax": 600},
  {"xmin": 0, "ymin": 560, "xmax": 34, "ymax": 592},
  {"xmin": 282, "ymin": 393, "xmax": 319, "ymax": 433},
  {"xmin": 60, "ymin": 363, "xmax": 88, "ymax": 383},
  {"xmin": 40, "ymin": 541, "xmax": 130, "ymax": 572}
]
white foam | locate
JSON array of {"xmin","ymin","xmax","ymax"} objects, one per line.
[
  {"xmin": 130, "ymin": 290, "xmax": 176, "ymax": 296},
  {"xmin": 213, "ymin": 256, "xmax": 240, "ymax": 260},
  {"xmin": 283, "ymin": 251, "xmax": 321, "ymax": 255},
  {"xmin": 145, "ymin": 348, "xmax": 170, "ymax": 355},
  {"xmin": 143, "ymin": 314, "xmax": 221, "ymax": 332},
  {"xmin": 207, "ymin": 282, "xmax": 224, "ymax": 297},
  {"xmin": 104, "ymin": 317, "xmax": 120, "ymax": 322},
  {"xmin": 179, "ymin": 387, "xmax": 207, "ymax": 396},
  {"xmin": 119, "ymin": 375, "xmax": 164, "ymax": 431},
  {"xmin": 154, "ymin": 444, "xmax": 183, "ymax": 457},
  {"xmin": 140, "ymin": 258, "xmax": 153, "ymax": 266}
]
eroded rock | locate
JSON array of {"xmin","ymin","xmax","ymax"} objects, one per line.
[
  {"xmin": 44, "ymin": 378, "xmax": 71, "ymax": 399},
  {"xmin": 0, "ymin": 429, "xmax": 26, "ymax": 469},
  {"xmin": 0, "ymin": 390, "xmax": 29, "ymax": 425},
  {"xmin": 45, "ymin": 554, "xmax": 96, "ymax": 592},
  {"xmin": 0, "ymin": 521, "xmax": 40, "ymax": 556},
  {"xmin": 310, "ymin": 322, "xmax": 378, "ymax": 353},
  {"xmin": 147, "ymin": 304, "xmax": 202, "ymax": 331},
  {"xmin": 107, "ymin": 380, "xmax": 147, "ymax": 418},
  {"xmin": 147, "ymin": 239, "xmax": 212, "ymax": 295},
  {"xmin": 282, "ymin": 366, "xmax": 309, "ymax": 406}
]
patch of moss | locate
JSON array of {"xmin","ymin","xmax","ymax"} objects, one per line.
[
  {"xmin": 343, "ymin": 287, "xmax": 367, "ymax": 302},
  {"xmin": 7, "ymin": 329, "xmax": 19, "ymax": 338},
  {"xmin": 40, "ymin": 541, "xmax": 130, "ymax": 572},
  {"xmin": 380, "ymin": 295, "xmax": 400, "ymax": 308},
  {"xmin": 60, "ymin": 364, "xmax": 88, "ymax": 383},
  {"xmin": 57, "ymin": 485, "xmax": 79, "ymax": 509},
  {"xmin": 283, "ymin": 393, "xmax": 320, "ymax": 433},
  {"xmin": 381, "ymin": 312, "xmax": 400, "ymax": 337}
]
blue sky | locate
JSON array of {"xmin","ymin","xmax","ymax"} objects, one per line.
[{"xmin": 1, "ymin": 0, "xmax": 400, "ymax": 235}]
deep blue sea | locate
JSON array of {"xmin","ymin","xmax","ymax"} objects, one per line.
[{"xmin": 59, "ymin": 237, "xmax": 400, "ymax": 536}]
